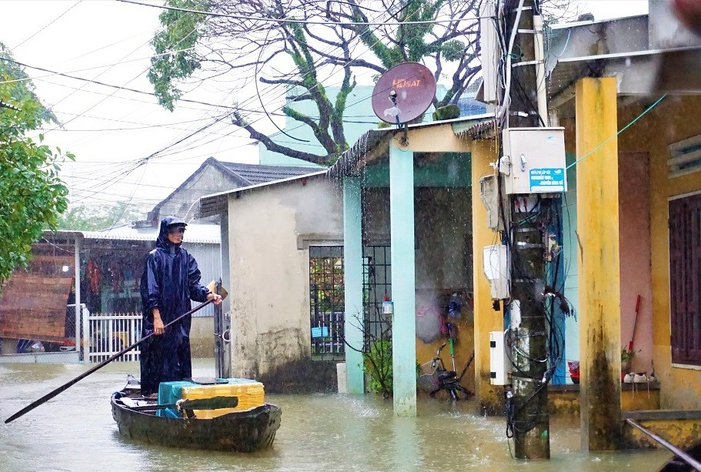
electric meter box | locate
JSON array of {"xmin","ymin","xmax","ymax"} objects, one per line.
[
  {"xmin": 502, "ymin": 127, "xmax": 567, "ymax": 195},
  {"xmin": 490, "ymin": 331, "xmax": 510, "ymax": 385},
  {"xmin": 483, "ymin": 244, "xmax": 509, "ymax": 300}
]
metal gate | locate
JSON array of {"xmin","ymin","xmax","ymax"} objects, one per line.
[
  {"xmin": 309, "ymin": 246, "xmax": 345, "ymax": 359},
  {"xmin": 84, "ymin": 312, "xmax": 142, "ymax": 363},
  {"xmin": 363, "ymin": 245, "xmax": 392, "ymax": 350}
]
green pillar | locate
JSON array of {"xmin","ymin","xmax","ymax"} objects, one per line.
[
  {"xmin": 389, "ymin": 140, "xmax": 417, "ymax": 416},
  {"xmin": 343, "ymin": 176, "xmax": 365, "ymax": 394}
]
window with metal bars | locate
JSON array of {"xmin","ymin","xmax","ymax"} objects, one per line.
[
  {"xmin": 309, "ymin": 246, "xmax": 345, "ymax": 359},
  {"xmin": 669, "ymin": 194, "xmax": 701, "ymax": 366},
  {"xmin": 362, "ymin": 245, "xmax": 392, "ymax": 351}
]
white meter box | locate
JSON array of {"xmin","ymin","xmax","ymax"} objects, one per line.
[
  {"xmin": 502, "ymin": 127, "xmax": 566, "ymax": 194},
  {"xmin": 490, "ymin": 331, "xmax": 510, "ymax": 385},
  {"xmin": 483, "ymin": 244, "xmax": 509, "ymax": 300}
]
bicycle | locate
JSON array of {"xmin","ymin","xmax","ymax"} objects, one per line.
[{"xmin": 418, "ymin": 343, "xmax": 474, "ymax": 401}]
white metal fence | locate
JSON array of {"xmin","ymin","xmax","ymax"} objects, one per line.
[{"xmin": 83, "ymin": 311, "xmax": 142, "ymax": 363}]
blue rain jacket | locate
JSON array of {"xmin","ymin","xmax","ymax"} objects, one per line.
[{"xmin": 139, "ymin": 216, "xmax": 210, "ymax": 395}]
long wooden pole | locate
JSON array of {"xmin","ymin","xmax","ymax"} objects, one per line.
[
  {"xmin": 627, "ymin": 419, "xmax": 701, "ymax": 471},
  {"xmin": 5, "ymin": 299, "xmax": 214, "ymax": 424}
]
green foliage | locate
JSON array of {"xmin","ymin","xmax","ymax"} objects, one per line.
[
  {"xmin": 441, "ymin": 40, "xmax": 465, "ymax": 62},
  {"xmin": 354, "ymin": 0, "xmax": 444, "ymax": 69},
  {"xmin": 309, "ymin": 255, "xmax": 344, "ymax": 312},
  {"xmin": 148, "ymin": 0, "xmax": 209, "ymax": 111},
  {"xmin": 621, "ymin": 347, "xmax": 639, "ymax": 364},
  {"xmin": 432, "ymin": 104, "xmax": 460, "ymax": 121},
  {"xmin": 364, "ymin": 339, "xmax": 393, "ymax": 398},
  {"xmin": 0, "ymin": 45, "xmax": 72, "ymax": 284}
]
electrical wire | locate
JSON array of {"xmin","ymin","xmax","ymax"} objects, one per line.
[
  {"xmin": 9, "ymin": 0, "xmax": 83, "ymax": 51},
  {"xmin": 10, "ymin": 1, "xmax": 479, "ymax": 220},
  {"xmin": 118, "ymin": 0, "xmax": 478, "ymax": 26},
  {"xmin": 566, "ymin": 93, "xmax": 668, "ymax": 170}
]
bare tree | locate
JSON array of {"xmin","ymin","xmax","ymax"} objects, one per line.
[{"xmin": 148, "ymin": 0, "xmax": 576, "ymax": 166}]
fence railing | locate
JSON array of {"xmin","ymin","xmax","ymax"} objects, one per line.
[
  {"xmin": 84, "ymin": 312, "xmax": 142, "ymax": 363},
  {"xmin": 311, "ymin": 311, "xmax": 344, "ymax": 357}
]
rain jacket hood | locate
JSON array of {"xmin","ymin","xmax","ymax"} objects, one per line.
[{"xmin": 156, "ymin": 216, "xmax": 188, "ymax": 250}]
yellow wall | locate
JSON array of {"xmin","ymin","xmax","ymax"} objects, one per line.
[
  {"xmin": 397, "ymin": 125, "xmax": 472, "ymax": 153},
  {"xmin": 618, "ymin": 95, "xmax": 701, "ymax": 409},
  {"xmin": 626, "ymin": 418, "xmax": 701, "ymax": 450},
  {"xmin": 415, "ymin": 315, "xmax": 475, "ymax": 397},
  {"xmin": 469, "ymin": 137, "xmax": 504, "ymax": 414}
]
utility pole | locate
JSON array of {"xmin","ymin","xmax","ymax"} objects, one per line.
[{"xmin": 499, "ymin": 0, "xmax": 559, "ymax": 460}]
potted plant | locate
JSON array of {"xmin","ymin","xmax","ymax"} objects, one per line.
[{"xmin": 621, "ymin": 347, "xmax": 637, "ymax": 376}]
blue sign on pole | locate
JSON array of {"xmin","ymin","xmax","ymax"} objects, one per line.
[{"xmin": 529, "ymin": 168, "xmax": 565, "ymax": 192}]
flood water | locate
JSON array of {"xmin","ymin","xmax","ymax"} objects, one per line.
[{"xmin": 0, "ymin": 358, "xmax": 672, "ymax": 472}]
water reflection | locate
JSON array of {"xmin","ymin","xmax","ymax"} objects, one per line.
[{"xmin": 0, "ymin": 360, "xmax": 671, "ymax": 472}]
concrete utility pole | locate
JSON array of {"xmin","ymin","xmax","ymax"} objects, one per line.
[{"xmin": 502, "ymin": 0, "xmax": 551, "ymax": 460}]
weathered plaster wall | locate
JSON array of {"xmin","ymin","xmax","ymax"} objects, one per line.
[
  {"xmin": 575, "ymin": 77, "xmax": 622, "ymax": 450},
  {"xmin": 226, "ymin": 176, "xmax": 343, "ymax": 378},
  {"xmin": 618, "ymin": 95, "xmax": 701, "ymax": 409},
  {"xmin": 190, "ymin": 317, "xmax": 215, "ymax": 357},
  {"xmin": 618, "ymin": 152, "xmax": 653, "ymax": 375},
  {"xmin": 414, "ymin": 187, "xmax": 474, "ymax": 394},
  {"xmin": 156, "ymin": 166, "xmax": 237, "ymax": 221}
]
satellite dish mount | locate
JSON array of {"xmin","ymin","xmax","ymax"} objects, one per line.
[
  {"xmin": 388, "ymin": 90, "xmax": 409, "ymax": 146},
  {"xmin": 372, "ymin": 62, "xmax": 437, "ymax": 147}
]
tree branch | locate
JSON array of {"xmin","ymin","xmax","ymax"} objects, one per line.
[{"xmin": 232, "ymin": 111, "xmax": 329, "ymax": 165}]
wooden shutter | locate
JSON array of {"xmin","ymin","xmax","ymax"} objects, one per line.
[
  {"xmin": 0, "ymin": 244, "xmax": 73, "ymax": 341},
  {"xmin": 670, "ymin": 194, "xmax": 701, "ymax": 365}
]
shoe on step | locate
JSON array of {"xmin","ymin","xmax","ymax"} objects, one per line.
[{"xmin": 633, "ymin": 373, "xmax": 648, "ymax": 383}]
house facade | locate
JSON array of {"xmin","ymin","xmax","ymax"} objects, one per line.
[
  {"xmin": 200, "ymin": 172, "xmax": 343, "ymax": 377},
  {"xmin": 247, "ymin": 0, "xmax": 701, "ymax": 452},
  {"xmin": 0, "ymin": 159, "xmax": 314, "ymax": 361}
]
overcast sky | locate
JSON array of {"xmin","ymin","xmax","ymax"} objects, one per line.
[{"xmin": 0, "ymin": 0, "xmax": 650, "ymax": 216}]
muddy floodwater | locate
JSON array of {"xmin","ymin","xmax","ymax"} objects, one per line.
[{"xmin": 0, "ymin": 359, "xmax": 672, "ymax": 471}]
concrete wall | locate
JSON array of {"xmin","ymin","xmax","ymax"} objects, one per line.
[
  {"xmin": 226, "ymin": 176, "xmax": 343, "ymax": 378},
  {"xmin": 190, "ymin": 316, "xmax": 215, "ymax": 358},
  {"xmin": 618, "ymin": 152, "xmax": 653, "ymax": 374},
  {"xmin": 156, "ymin": 166, "xmax": 237, "ymax": 222},
  {"xmin": 618, "ymin": 95, "xmax": 701, "ymax": 409}
]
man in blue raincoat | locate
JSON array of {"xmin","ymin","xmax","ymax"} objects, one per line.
[{"xmin": 139, "ymin": 216, "xmax": 222, "ymax": 397}]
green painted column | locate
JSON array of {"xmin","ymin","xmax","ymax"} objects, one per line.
[
  {"xmin": 389, "ymin": 140, "xmax": 417, "ymax": 416},
  {"xmin": 343, "ymin": 176, "xmax": 365, "ymax": 394}
]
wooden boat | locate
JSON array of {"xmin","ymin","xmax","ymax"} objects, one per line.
[
  {"xmin": 111, "ymin": 377, "xmax": 282, "ymax": 452},
  {"xmin": 627, "ymin": 419, "xmax": 701, "ymax": 472},
  {"xmin": 657, "ymin": 442, "xmax": 701, "ymax": 472}
]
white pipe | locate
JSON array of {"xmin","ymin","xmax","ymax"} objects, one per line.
[
  {"xmin": 498, "ymin": 0, "xmax": 526, "ymax": 127},
  {"xmin": 534, "ymin": 14, "xmax": 548, "ymax": 125},
  {"xmin": 74, "ymin": 238, "xmax": 81, "ymax": 355}
]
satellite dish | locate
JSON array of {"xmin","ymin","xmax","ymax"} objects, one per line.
[{"xmin": 371, "ymin": 62, "xmax": 437, "ymax": 125}]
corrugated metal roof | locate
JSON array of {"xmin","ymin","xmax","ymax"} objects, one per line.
[
  {"xmin": 200, "ymin": 116, "xmax": 491, "ymax": 217},
  {"xmin": 329, "ymin": 114, "xmax": 493, "ymax": 178},
  {"xmin": 50, "ymin": 223, "xmax": 221, "ymax": 244}
]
